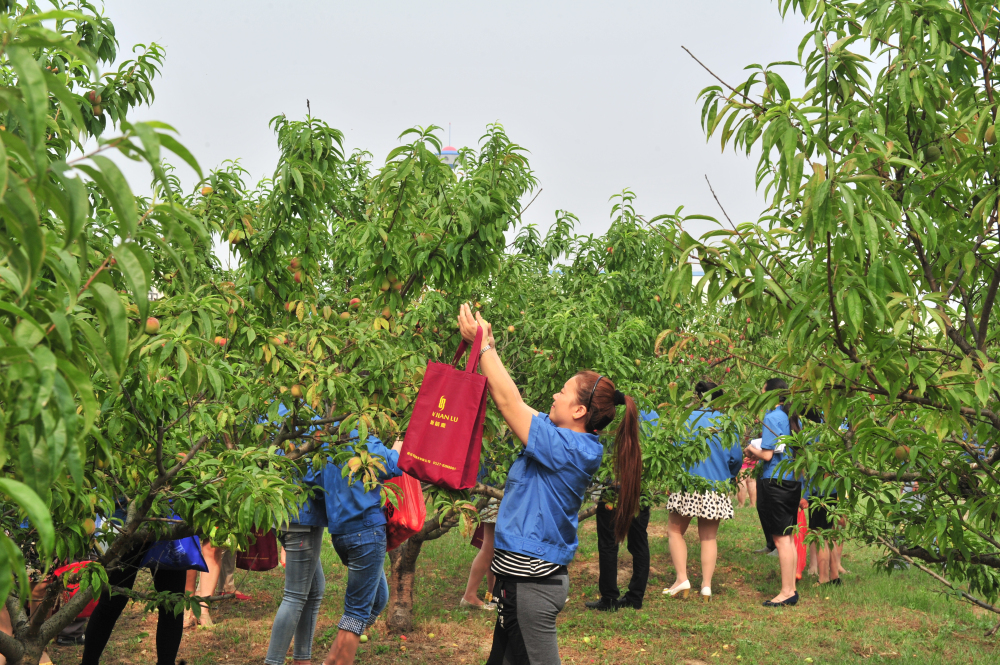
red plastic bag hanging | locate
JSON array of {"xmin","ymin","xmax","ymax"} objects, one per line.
[
  {"xmin": 54, "ymin": 561, "xmax": 99, "ymax": 618},
  {"xmin": 398, "ymin": 327, "xmax": 488, "ymax": 490},
  {"xmin": 235, "ymin": 529, "xmax": 279, "ymax": 571},
  {"xmin": 794, "ymin": 508, "xmax": 808, "ymax": 580},
  {"xmin": 384, "ymin": 473, "xmax": 427, "ymax": 551}
]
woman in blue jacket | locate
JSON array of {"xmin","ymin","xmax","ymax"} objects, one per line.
[
  {"xmin": 458, "ymin": 304, "xmax": 643, "ymax": 665},
  {"xmin": 319, "ymin": 427, "xmax": 403, "ymax": 665},
  {"xmin": 663, "ymin": 381, "xmax": 742, "ymax": 601}
]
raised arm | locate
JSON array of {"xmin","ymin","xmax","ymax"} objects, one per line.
[{"xmin": 458, "ymin": 303, "xmax": 537, "ymax": 445}]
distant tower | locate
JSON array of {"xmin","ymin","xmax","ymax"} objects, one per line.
[
  {"xmin": 439, "ymin": 145, "xmax": 458, "ymax": 168},
  {"xmin": 439, "ymin": 122, "xmax": 458, "ymax": 169}
]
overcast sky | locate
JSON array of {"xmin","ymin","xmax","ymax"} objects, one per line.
[{"xmin": 102, "ymin": 0, "xmax": 810, "ymax": 255}]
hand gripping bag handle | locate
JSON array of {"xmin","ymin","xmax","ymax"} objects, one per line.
[{"xmin": 450, "ymin": 326, "xmax": 484, "ymax": 373}]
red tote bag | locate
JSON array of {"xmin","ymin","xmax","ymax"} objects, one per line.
[
  {"xmin": 235, "ymin": 529, "xmax": 279, "ymax": 571},
  {"xmin": 398, "ymin": 327, "xmax": 488, "ymax": 490},
  {"xmin": 384, "ymin": 473, "xmax": 427, "ymax": 551}
]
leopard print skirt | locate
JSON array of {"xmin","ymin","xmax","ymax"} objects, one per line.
[{"xmin": 667, "ymin": 490, "xmax": 734, "ymax": 521}]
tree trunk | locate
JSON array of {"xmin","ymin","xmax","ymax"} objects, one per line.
[{"xmin": 386, "ymin": 536, "xmax": 424, "ymax": 634}]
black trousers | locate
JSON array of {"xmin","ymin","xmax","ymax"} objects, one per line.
[
  {"xmin": 81, "ymin": 544, "xmax": 187, "ymax": 665},
  {"xmin": 595, "ymin": 502, "xmax": 650, "ymax": 605}
]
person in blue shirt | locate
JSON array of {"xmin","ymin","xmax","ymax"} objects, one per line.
[
  {"xmin": 744, "ymin": 377, "xmax": 801, "ymax": 607},
  {"xmin": 265, "ymin": 406, "xmax": 330, "ymax": 665},
  {"xmin": 458, "ymin": 304, "xmax": 643, "ymax": 665},
  {"xmin": 663, "ymin": 381, "xmax": 743, "ymax": 602},
  {"xmin": 319, "ymin": 426, "xmax": 403, "ymax": 665},
  {"xmin": 585, "ymin": 409, "xmax": 659, "ymax": 612}
]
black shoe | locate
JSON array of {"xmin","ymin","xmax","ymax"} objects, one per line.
[
  {"xmin": 614, "ymin": 597, "xmax": 642, "ymax": 610},
  {"xmin": 762, "ymin": 592, "xmax": 798, "ymax": 607},
  {"xmin": 821, "ymin": 578, "xmax": 842, "ymax": 586},
  {"xmin": 584, "ymin": 597, "xmax": 618, "ymax": 611},
  {"xmin": 57, "ymin": 635, "xmax": 85, "ymax": 646}
]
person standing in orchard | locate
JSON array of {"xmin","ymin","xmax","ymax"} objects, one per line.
[
  {"xmin": 663, "ymin": 381, "xmax": 743, "ymax": 602},
  {"xmin": 584, "ymin": 409, "xmax": 658, "ymax": 612},
  {"xmin": 457, "ymin": 304, "xmax": 643, "ymax": 664},
  {"xmin": 743, "ymin": 378, "xmax": 801, "ymax": 607},
  {"xmin": 320, "ymin": 429, "xmax": 404, "ymax": 665}
]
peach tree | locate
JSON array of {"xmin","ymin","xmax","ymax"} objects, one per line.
[{"xmin": 672, "ymin": 0, "xmax": 1000, "ymax": 633}]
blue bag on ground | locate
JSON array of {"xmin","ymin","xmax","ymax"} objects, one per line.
[{"xmin": 141, "ymin": 535, "xmax": 209, "ymax": 572}]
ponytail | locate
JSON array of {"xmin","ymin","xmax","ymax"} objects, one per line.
[
  {"xmin": 612, "ymin": 395, "xmax": 642, "ymax": 543},
  {"xmin": 574, "ymin": 371, "xmax": 643, "ymax": 544}
]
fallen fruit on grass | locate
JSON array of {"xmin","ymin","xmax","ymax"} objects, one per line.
[
  {"xmin": 583, "ymin": 637, "xmax": 591, "ymax": 644},
  {"xmin": 144, "ymin": 317, "xmax": 160, "ymax": 335},
  {"xmin": 894, "ymin": 445, "xmax": 910, "ymax": 461},
  {"xmin": 399, "ymin": 635, "xmax": 407, "ymax": 641},
  {"xmin": 428, "ymin": 633, "xmax": 435, "ymax": 638},
  {"xmin": 359, "ymin": 635, "xmax": 368, "ymax": 644}
]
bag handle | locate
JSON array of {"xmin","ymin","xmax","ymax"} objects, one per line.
[{"xmin": 451, "ymin": 326, "xmax": 484, "ymax": 373}]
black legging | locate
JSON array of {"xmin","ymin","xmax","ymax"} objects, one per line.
[{"xmin": 81, "ymin": 544, "xmax": 187, "ymax": 665}]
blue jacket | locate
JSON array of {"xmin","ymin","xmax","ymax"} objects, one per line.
[
  {"xmin": 683, "ymin": 410, "xmax": 743, "ymax": 482},
  {"xmin": 760, "ymin": 407, "xmax": 794, "ymax": 481},
  {"xmin": 322, "ymin": 434, "xmax": 401, "ymax": 536},
  {"xmin": 275, "ymin": 404, "xmax": 327, "ymax": 527},
  {"xmin": 494, "ymin": 414, "xmax": 603, "ymax": 566}
]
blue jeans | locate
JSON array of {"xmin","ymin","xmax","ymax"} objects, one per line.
[
  {"xmin": 264, "ymin": 527, "xmax": 326, "ymax": 665},
  {"xmin": 331, "ymin": 525, "xmax": 388, "ymax": 635}
]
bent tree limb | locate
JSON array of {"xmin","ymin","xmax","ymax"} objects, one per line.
[{"xmin": 877, "ymin": 536, "xmax": 1000, "ymax": 636}]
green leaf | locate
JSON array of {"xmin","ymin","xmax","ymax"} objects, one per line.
[
  {"xmin": 157, "ymin": 132, "xmax": 203, "ymax": 179},
  {"xmin": 89, "ymin": 283, "xmax": 129, "ymax": 374},
  {"xmin": 6, "ymin": 46, "xmax": 48, "ymax": 158},
  {"xmin": 113, "ymin": 242, "xmax": 152, "ymax": 321},
  {"xmin": 79, "ymin": 156, "xmax": 139, "ymax": 237},
  {"xmin": 846, "ymin": 289, "xmax": 864, "ymax": 334},
  {"xmin": 0, "ymin": 478, "xmax": 54, "ymax": 556}
]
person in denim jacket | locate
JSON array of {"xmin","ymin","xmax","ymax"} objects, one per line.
[{"xmin": 319, "ymin": 429, "xmax": 403, "ymax": 665}]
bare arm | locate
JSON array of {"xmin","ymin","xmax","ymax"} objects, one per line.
[
  {"xmin": 458, "ymin": 304, "xmax": 537, "ymax": 445},
  {"xmin": 743, "ymin": 445, "xmax": 774, "ymax": 462}
]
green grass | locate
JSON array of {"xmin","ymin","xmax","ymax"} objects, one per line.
[{"xmin": 43, "ymin": 506, "xmax": 1000, "ymax": 664}]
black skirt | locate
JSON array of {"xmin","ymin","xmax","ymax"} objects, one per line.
[
  {"xmin": 807, "ymin": 495, "xmax": 837, "ymax": 531},
  {"xmin": 756, "ymin": 478, "xmax": 801, "ymax": 537}
]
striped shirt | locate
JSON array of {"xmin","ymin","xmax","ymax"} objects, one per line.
[{"xmin": 490, "ymin": 548, "xmax": 561, "ymax": 578}]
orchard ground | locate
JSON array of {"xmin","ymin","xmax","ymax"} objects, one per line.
[{"xmin": 45, "ymin": 508, "xmax": 998, "ymax": 665}]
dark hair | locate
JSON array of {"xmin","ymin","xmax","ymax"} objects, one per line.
[
  {"xmin": 764, "ymin": 377, "xmax": 788, "ymax": 393},
  {"xmin": 575, "ymin": 370, "xmax": 641, "ymax": 544},
  {"xmin": 695, "ymin": 380, "xmax": 723, "ymax": 403}
]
